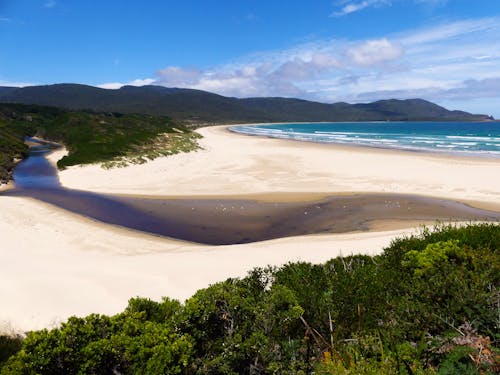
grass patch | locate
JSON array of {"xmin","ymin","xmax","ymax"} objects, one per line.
[{"xmin": 101, "ymin": 131, "xmax": 201, "ymax": 169}]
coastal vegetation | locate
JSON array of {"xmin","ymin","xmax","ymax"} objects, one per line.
[
  {"xmin": 0, "ymin": 105, "xmax": 35, "ymax": 184},
  {"xmin": 1, "ymin": 223, "xmax": 498, "ymax": 374},
  {"xmin": 0, "ymin": 103, "xmax": 200, "ymax": 183}
]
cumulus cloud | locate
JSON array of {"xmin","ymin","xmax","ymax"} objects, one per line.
[
  {"xmin": 273, "ymin": 54, "xmax": 341, "ymax": 79},
  {"xmin": 347, "ymin": 39, "xmax": 403, "ymax": 66},
  {"xmin": 153, "ymin": 52, "xmax": 343, "ymax": 98}
]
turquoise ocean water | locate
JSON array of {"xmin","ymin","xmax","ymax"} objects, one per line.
[{"xmin": 230, "ymin": 122, "xmax": 500, "ymax": 158}]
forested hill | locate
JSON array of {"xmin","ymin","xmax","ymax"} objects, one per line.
[{"xmin": 0, "ymin": 84, "xmax": 493, "ymax": 123}]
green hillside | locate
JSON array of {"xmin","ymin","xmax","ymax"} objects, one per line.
[
  {"xmin": 0, "ymin": 84, "xmax": 493, "ymax": 123},
  {"xmin": 1, "ymin": 224, "xmax": 498, "ymax": 374},
  {"xmin": 0, "ymin": 103, "xmax": 199, "ymax": 184}
]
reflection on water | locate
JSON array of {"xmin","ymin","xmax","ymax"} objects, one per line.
[
  {"xmin": 2, "ymin": 139, "xmax": 500, "ymax": 245},
  {"xmin": 13, "ymin": 142, "xmax": 61, "ymax": 190}
]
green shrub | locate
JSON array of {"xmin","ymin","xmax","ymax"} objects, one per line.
[{"xmin": 2, "ymin": 224, "xmax": 498, "ymax": 374}]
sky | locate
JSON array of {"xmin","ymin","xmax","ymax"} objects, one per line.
[{"xmin": 0, "ymin": 0, "xmax": 499, "ymax": 117}]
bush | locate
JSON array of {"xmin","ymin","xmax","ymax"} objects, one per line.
[{"xmin": 2, "ymin": 224, "xmax": 499, "ymax": 374}]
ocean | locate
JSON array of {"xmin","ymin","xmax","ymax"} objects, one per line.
[{"xmin": 230, "ymin": 122, "xmax": 500, "ymax": 158}]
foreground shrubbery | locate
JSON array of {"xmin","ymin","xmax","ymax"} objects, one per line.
[
  {"xmin": 1, "ymin": 224, "xmax": 499, "ymax": 374},
  {"xmin": 0, "ymin": 103, "xmax": 200, "ymax": 181}
]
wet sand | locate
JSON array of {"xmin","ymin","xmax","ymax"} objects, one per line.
[
  {"xmin": 4, "ymin": 188, "xmax": 499, "ymax": 245},
  {"xmin": 7, "ymin": 141, "xmax": 498, "ymax": 245},
  {"xmin": 101, "ymin": 193, "xmax": 500, "ymax": 243}
]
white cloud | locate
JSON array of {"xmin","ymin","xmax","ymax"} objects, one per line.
[
  {"xmin": 332, "ymin": 0, "xmax": 449, "ymax": 17},
  {"xmin": 398, "ymin": 18, "xmax": 498, "ymax": 45},
  {"xmin": 0, "ymin": 16, "xmax": 10, "ymax": 22},
  {"xmin": 97, "ymin": 82, "xmax": 123, "ymax": 90},
  {"xmin": 153, "ymin": 52, "xmax": 343, "ymax": 98},
  {"xmin": 347, "ymin": 39, "xmax": 403, "ymax": 65},
  {"xmin": 128, "ymin": 78, "xmax": 156, "ymax": 86},
  {"xmin": 332, "ymin": 0, "xmax": 390, "ymax": 17},
  {"xmin": 0, "ymin": 80, "xmax": 34, "ymax": 87},
  {"xmin": 97, "ymin": 78, "xmax": 155, "ymax": 90}
]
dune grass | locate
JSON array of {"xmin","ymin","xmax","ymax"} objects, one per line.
[{"xmin": 0, "ymin": 103, "xmax": 201, "ymax": 179}]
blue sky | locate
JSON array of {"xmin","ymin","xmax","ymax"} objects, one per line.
[{"xmin": 1, "ymin": 0, "xmax": 499, "ymax": 116}]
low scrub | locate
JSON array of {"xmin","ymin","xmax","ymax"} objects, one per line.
[
  {"xmin": 0, "ymin": 103, "xmax": 201, "ymax": 182},
  {"xmin": 1, "ymin": 223, "xmax": 499, "ymax": 374}
]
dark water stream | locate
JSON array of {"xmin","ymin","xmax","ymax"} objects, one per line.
[{"xmin": 2, "ymin": 141, "xmax": 499, "ymax": 245}]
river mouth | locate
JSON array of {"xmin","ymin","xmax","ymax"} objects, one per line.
[{"xmin": 2, "ymin": 140, "xmax": 500, "ymax": 245}]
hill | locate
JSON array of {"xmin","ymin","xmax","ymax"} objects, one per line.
[{"xmin": 0, "ymin": 84, "xmax": 493, "ymax": 123}]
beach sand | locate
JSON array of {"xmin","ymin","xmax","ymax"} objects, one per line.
[
  {"xmin": 1, "ymin": 125, "xmax": 499, "ymax": 332},
  {"xmin": 55, "ymin": 126, "xmax": 500, "ymax": 208},
  {"xmin": 0, "ymin": 196, "xmax": 420, "ymax": 332}
]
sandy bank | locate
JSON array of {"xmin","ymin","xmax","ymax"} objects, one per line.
[
  {"xmin": 0, "ymin": 182, "xmax": 14, "ymax": 192},
  {"xmin": 55, "ymin": 125, "xmax": 500, "ymax": 208},
  {"xmin": 0, "ymin": 196, "xmax": 419, "ymax": 332}
]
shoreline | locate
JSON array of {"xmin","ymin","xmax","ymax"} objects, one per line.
[
  {"xmin": 53, "ymin": 124, "xmax": 500, "ymax": 207},
  {"xmin": 228, "ymin": 120, "xmax": 500, "ymax": 161},
  {"xmin": 227, "ymin": 123, "xmax": 500, "ymax": 162}
]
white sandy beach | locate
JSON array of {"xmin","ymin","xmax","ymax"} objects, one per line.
[
  {"xmin": 1, "ymin": 125, "xmax": 499, "ymax": 332},
  {"xmin": 54, "ymin": 126, "xmax": 500, "ymax": 208}
]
